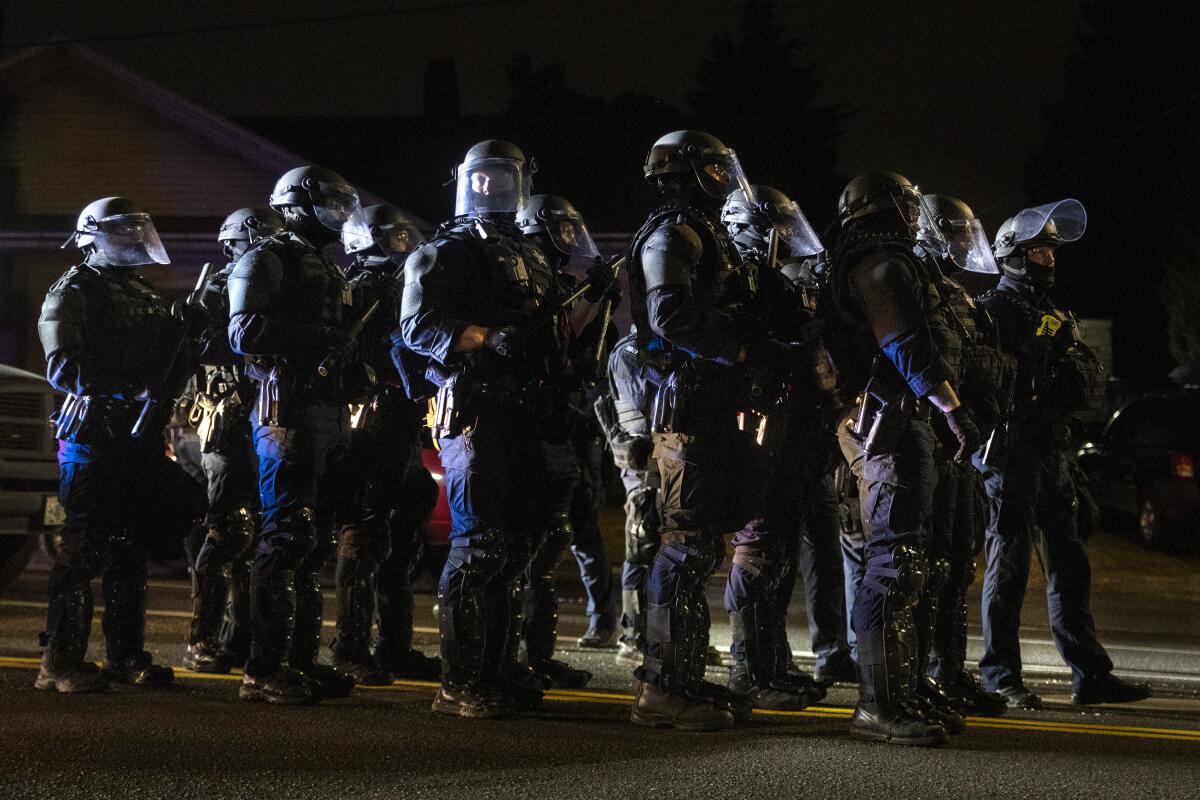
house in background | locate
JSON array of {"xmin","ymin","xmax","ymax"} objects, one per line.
[{"xmin": 0, "ymin": 43, "xmax": 384, "ymax": 373}]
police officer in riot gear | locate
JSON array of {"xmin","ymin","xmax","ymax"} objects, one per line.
[
  {"xmin": 629, "ymin": 130, "xmax": 802, "ymax": 730},
  {"xmin": 36, "ymin": 197, "xmax": 205, "ymax": 692},
  {"xmin": 909, "ymin": 194, "xmax": 1010, "ymax": 717},
  {"xmin": 975, "ymin": 200, "xmax": 1151, "ymax": 708},
  {"xmin": 827, "ymin": 172, "xmax": 980, "ymax": 746},
  {"xmin": 228, "ymin": 166, "xmax": 364, "ymax": 704},
  {"xmin": 514, "ymin": 193, "xmax": 618, "ymax": 689},
  {"xmin": 398, "ymin": 140, "xmax": 567, "ymax": 718},
  {"xmin": 722, "ymin": 186, "xmax": 855, "ymax": 692},
  {"xmin": 331, "ymin": 204, "xmax": 441, "ymax": 684},
  {"xmin": 184, "ymin": 207, "xmax": 285, "ymax": 673}
]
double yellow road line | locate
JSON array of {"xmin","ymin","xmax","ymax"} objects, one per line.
[{"xmin": 3, "ymin": 655, "xmax": 1197, "ymax": 743}]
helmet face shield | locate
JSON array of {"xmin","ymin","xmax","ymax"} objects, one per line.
[
  {"xmin": 693, "ymin": 150, "xmax": 755, "ymax": 202},
  {"xmin": 455, "ymin": 157, "xmax": 531, "ymax": 217},
  {"xmin": 541, "ymin": 208, "xmax": 600, "ymax": 264},
  {"xmin": 918, "ymin": 197, "xmax": 998, "ymax": 273},
  {"xmin": 769, "ymin": 199, "xmax": 823, "ymax": 259},
  {"xmin": 88, "ymin": 213, "xmax": 170, "ymax": 266},
  {"xmin": 1012, "ymin": 199, "xmax": 1087, "ymax": 247},
  {"xmin": 947, "ymin": 217, "xmax": 999, "ymax": 273},
  {"xmin": 310, "ymin": 180, "xmax": 369, "ymax": 247}
]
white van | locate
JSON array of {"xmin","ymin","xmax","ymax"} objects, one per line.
[{"xmin": 0, "ymin": 363, "xmax": 62, "ymax": 589}]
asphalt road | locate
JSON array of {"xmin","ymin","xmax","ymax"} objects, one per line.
[{"xmin": 1, "ymin": 526, "xmax": 1198, "ymax": 800}]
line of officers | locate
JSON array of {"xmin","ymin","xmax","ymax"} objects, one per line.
[{"xmin": 34, "ymin": 130, "xmax": 1152, "ymax": 747}]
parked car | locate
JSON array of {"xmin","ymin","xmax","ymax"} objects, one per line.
[
  {"xmin": 1076, "ymin": 389, "xmax": 1200, "ymax": 548},
  {"xmin": 422, "ymin": 445, "xmax": 451, "ymax": 546},
  {"xmin": 0, "ymin": 364, "xmax": 63, "ymax": 590}
]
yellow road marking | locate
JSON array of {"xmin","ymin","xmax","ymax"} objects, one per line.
[
  {"xmin": 3, "ymin": 655, "xmax": 1197, "ymax": 742},
  {"xmin": 0, "ymin": 600, "xmax": 439, "ymax": 635}
]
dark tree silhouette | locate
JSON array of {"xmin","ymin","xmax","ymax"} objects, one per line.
[
  {"xmin": 1027, "ymin": 1, "xmax": 1200, "ymax": 387},
  {"xmin": 688, "ymin": 0, "xmax": 848, "ymax": 229}
]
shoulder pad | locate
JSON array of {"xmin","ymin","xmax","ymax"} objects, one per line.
[{"xmin": 641, "ymin": 219, "xmax": 703, "ymax": 262}]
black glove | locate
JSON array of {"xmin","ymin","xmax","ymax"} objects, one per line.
[
  {"xmin": 172, "ymin": 300, "xmax": 209, "ymax": 338},
  {"xmin": 602, "ymin": 279, "xmax": 623, "ymax": 307},
  {"xmin": 943, "ymin": 405, "xmax": 981, "ymax": 464},
  {"xmin": 484, "ymin": 325, "xmax": 526, "ymax": 359},
  {"xmin": 583, "ymin": 260, "xmax": 615, "ymax": 303}
]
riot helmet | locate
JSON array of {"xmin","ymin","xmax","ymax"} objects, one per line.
[
  {"xmin": 643, "ymin": 130, "xmax": 755, "ymax": 203},
  {"xmin": 722, "ymin": 185, "xmax": 822, "ymax": 259},
  {"xmin": 993, "ymin": 199, "xmax": 1086, "ymax": 290},
  {"xmin": 269, "ymin": 165, "xmax": 370, "ymax": 248},
  {"xmin": 453, "ymin": 140, "xmax": 535, "ymax": 219},
  {"xmin": 516, "ymin": 194, "xmax": 600, "ymax": 267},
  {"xmin": 837, "ymin": 172, "xmax": 922, "ymax": 231},
  {"xmin": 993, "ymin": 199, "xmax": 1086, "ymax": 258},
  {"xmin": 217, "ymin": 207, "xmax": 285, "ymax": 261},
  {"xmin": 64, "ymin": 196, "xmax": 170, "ymax": 267},
  {"xmin": 344, "ymin": 204, "xmax": 422, "ymax": 260},
  {"xmin": 916, "ymin": 194, "xmax": 998, "ymax": 274}
]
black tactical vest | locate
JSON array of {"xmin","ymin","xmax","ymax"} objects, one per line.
[{"xmin": 43, "ymin": 265, "xmax": 176, "ymax": 393}]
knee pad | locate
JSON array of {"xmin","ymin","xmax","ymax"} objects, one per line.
[
  {"xmin": 451, "ymin": 527, "xmax": 509, "ymax": 586},
  {"xmin": 656, "ymin": 531, "xmax": 723, "ymax": 586},
  {"xmin": 210, "ymin": 505, "xmax": 256, "ymax": 554},
  {"xmin": 261, "ymin": 506, "xmax": 316, "ymax": 567},
  {"xmin": 864, "ymin": 545, "xmax": 926, "ymax": 610}
]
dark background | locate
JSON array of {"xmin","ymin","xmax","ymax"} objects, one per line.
[{"xmin": 2, "ymin": 0, "xmax": 1198, "ymax": 389}]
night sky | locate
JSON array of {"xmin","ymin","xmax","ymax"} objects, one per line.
[{"xmin": 1, "ymin": 0, "xmax": 1089, "ymax": 226}]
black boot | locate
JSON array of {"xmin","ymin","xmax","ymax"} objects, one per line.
[
  {"xmin": 435, "ymin": 573, "xmax": 510, "ymax": 719},
  {"xmin": 35, "ymin": 655, "xmax": 108, "ymax": 694},
  {"xmin": 941, "ymin": 671, "xmax": 1008, "ymax": 717},
  {"xmin": 102, "ymin": 650, "xmax": 174, "ymax": 687},
  {"xmin": 851, "ymin": 554, "xmax": 947, "ymax": 747},
  {"xmin": 728, "ymin": 607, "xmax": 820, "ymax": 711},
  {"xmin": 240, "ymin": 667, "xmax": 320, "ymax": 704},
  {"xmin": 41, "ymin": 565, "xmax": 99, "ymax": 692},
  {"xmin": 331, "ymin": 557, "xmax": 392, "ymax": 686}
]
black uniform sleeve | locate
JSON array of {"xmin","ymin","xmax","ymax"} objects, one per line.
[
  {"xmin": 852, "ymin": 252, "xmax": 953, "ymax": 397},
  {"xmin": 37, "ymin": 279, "xmax": 110, "ymax": 396},
  {"xmin": 227, "ymin": 245, "xmax": 328, "ymax": 358},
  {"xmin": 397, "ymin": 241, "xmax": 471, "ymax": 366},
  {"xmin": 640, "ymin": 223, "xmax": 743, "ymax": 366}
]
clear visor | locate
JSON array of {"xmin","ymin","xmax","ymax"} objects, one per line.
[
  {"xmin": 946, "ymin": 217, "xmax": 999, "ymax": 274},
  {"xmin": 543, "ymin": 210, "xmax": 600, "ymax": 263},
  {"xmin": 89, "ymin": 213, "xmax": 170, "ymax": 266},
  {"xmin": 694, "ymin": 150, "xmax": 755, "ymax": 202},
  {"xmin": 454, "ymin": 157, "xmax": 530, "ymax": 217},
  {"xmin": 313, "ymin": 181, "xmax": 370, "ymax": 247},
  {"xmin": 1012, "ymin": 199, "xmax": 1087, "ymax": 246},
  {"xmin": 772, "ymin": 201, "xmax": 823, "ymax": 258}
]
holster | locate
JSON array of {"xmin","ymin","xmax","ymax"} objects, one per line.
[
  {"xmin": 649, "ymin": 362, "xmax": 698, "ymax": 434},
  {"xmin": 51, "ymin": 394, "xmax": 139, "ymax": 444}
]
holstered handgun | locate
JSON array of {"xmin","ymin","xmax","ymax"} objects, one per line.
[
  {"xmin": 650, "ymin": 362, "xmax": 697, "ymax": 434},
  {"xmin": 51, "ymin": 393, "xmax": 95, "ymax": 443},
  {"xmin": 257, "ymin": 366, "xmax": 281, "ymax": 427}
]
